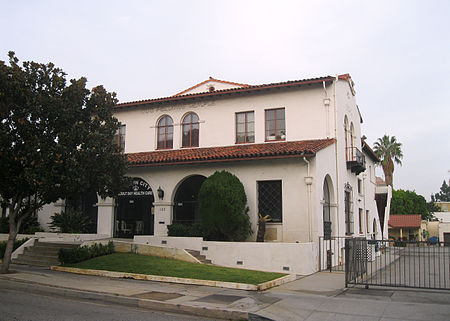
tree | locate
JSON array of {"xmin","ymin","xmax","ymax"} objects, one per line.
[
  {"xmin": 390, "ymin": 189, "xmax": 433, "ymax": 220},
  {"xmin": 0, "ymin": 52, "xmax": 128, "ymax": 273},
  {"xmin": 373, "ymin": 135, "xmax": 403, "ymax": 187},
  {"xmin": 432, "ymin": 180, "xmax": 450, "ymax": 202},
  {"xmin": 198, "ymin": 170, "xmax": 252, "ymax": 241}
]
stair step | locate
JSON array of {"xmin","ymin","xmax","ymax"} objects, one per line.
[
  {"xmin": 13, "ymin": 241, "xmax": 78, "ymax": 268},
  {"xmin": 186, "ymin": 249, "xmax": 212, "ymax": 265},
  {"xmin": 12, "ymin": 258, "xmax": 59, "ymax": 267}
]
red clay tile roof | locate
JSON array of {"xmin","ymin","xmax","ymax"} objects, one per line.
[
  {"xmin": 388, "ymin": 215, "xmax": 422, "ymax": 228},
  {"xmin": 127, "ymin": 139, "xmax": 335, "ymax": 167},
  {"xmin": 173, "ymin": 77, "xmax": 250, "ymax": 97},
  {"xmin": 376, "ymin": 177, "xmax": 387, "ymax": 186},
  {"xmin": 116, "ymin": 76, "xmax": 336, "ymax": 109}
]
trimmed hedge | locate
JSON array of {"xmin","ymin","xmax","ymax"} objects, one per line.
[
  {"xmin": 199, "ymin": 170, "xmax": 252, "ymax": 241},
  {"xmin": 167, "ymin": 223, "xmax": 203, "ymax": 237},
  {"xmin": 58, "ymin": 241, "xmax": 114, "ymax": 264}
]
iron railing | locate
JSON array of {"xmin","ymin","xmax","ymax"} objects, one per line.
[
  {"xmin": 319, "ymin": 236, "xmax": 352, "ymax": 272},
  {"xmin": 345, "ymin": 238, "xmax": 450, "ymax": 290}
]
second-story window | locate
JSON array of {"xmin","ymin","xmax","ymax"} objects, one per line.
[
  {"xmin": 182, "ymin": 112, "xmax": 199, "ymax": 147},
  {"xmin": 114, "ymin": 124, "xmax": 126, "ymax": 152},
  {"xmin": 265, "ymin": 108, "xmax": 285, "ymax": 141},
  {"xmin": 157, "ymin": 115, "xmax": 173, "ymax": 149},
  {"xmin": 236, "ymin": 111, "xmax": 254, "ymax": 144}
]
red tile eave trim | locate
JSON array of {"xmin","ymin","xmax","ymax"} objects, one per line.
[
  {"xmin": 126, "ymin": 138, "xmax": 336, "ymax": 168},
  {"xmin": 115, "ymin": 77, "xmax": 335, "ymax": 109},
  {"xmin": 128, "ymin": 153, "xmax": 316, "ymax": 168}
]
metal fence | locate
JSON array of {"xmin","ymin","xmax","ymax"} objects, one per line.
[
  {"xmin": 319, "ymin": 236, "xmax": 351, "ymax": 272},
  {"xmin": 345, "ymin": 238, "xmax": 450, "ymax": 290}
]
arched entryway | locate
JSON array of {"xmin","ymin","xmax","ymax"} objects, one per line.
[
  {"xmin": 65, "ymin": 192, "xmax": 98, "ymax": 233},
  {"xmin": 323, "ymin": 178, "xmax": 331, "ymax": 240},
  {"xmin": 115, "ymin": 177, "xmax": 154, "ymax": 238},
  {"xmin": 173, "ymin": 175, "xmax": 206, "ymax": 225}
]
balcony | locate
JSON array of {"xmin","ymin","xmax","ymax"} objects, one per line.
[{"xmin": 346, "ymin": 147, "xmax": 366, "ymax": 175}]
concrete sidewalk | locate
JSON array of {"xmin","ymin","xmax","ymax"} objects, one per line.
[{"xmin": 1, "ymin": 265, "xmax": 450, "ymax": 321}]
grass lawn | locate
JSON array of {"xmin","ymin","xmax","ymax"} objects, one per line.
[{"xmin": 64, "ymin": 253, "xmax": 286, "ymax": 285}]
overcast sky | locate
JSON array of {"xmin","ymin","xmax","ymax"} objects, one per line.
[{"xmin": 1, "ymin": 0, "xmax": 449, "ymax": 199}]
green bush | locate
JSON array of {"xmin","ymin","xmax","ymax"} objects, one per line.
[
  {"xmin": 58, "ymin": 241, "xmax": 114, "ymax": 264},
  {"xmin": 198, "ymin": 170, "xmax": 252, "ymax": 241},
  {"xmin": 167, "ymin": 223, "xmax": 203, "ymax": 237},
  {"xmin": 0, "ymin": 215, "xmax": 43, "ymax": 234},
  {"xmin": 50, "ymin": 209, "xmax": 93, "ymax": 233},
  {"xmin": 0, "ymin": 238, "xmax": 29, "ymax": 258}
]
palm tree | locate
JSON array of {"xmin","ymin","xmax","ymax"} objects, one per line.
[{"xmin": 373, "ymin": 135, "xmax": 403, "ymax": 187}]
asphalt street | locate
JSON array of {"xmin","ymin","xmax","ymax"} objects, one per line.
[{"xmin": 0, "ymin": 285, "xmax": 220, "ymax": 321}]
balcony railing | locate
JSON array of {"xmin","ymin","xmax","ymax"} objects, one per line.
[{"xmin": 346, "ymin": 147, "xmax": 366, "ymax": 174}]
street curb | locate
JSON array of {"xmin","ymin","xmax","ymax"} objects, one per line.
[
  {"xmin": 51, "ymin": 266, "xmax": 296, "ymax": 291},
  {"xmin": 0, "ymin": 277, "xmax": 248, "ymax": 320}
]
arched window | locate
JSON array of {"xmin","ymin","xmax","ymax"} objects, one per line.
[
  {"xmin": 323, "ymin": 178, "xmax": 331, "ymax": 240},
  {"xmin": 344, "ymin": 116, "xmax": 349, "ymax": 160},
  {"xmin": 157, "ymin": 115, "xmax": 173, "ymax": 149},
  {"xmin": 182, "ymin": 112, "xmax": 199, "ymax": 147}
]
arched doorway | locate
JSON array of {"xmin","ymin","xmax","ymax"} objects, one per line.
[
  {"xmin": 323, "ymin": 178, "xmax": 331, "ymax": 240},
  {"xmin": 115, "ymin": 178, "xmax": 154, "ymax": 238},
  {"xmin": 173, "ymin": 175, "xmax": 206, "ymax": 225},
  {"xmin": 65, "ymin": 192, "xmax": 98, "ymax": 233}
]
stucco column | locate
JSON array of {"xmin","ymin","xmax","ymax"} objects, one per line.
[
  {"xmin": 400, "ymin": 228, "xmax": 403, "ymax": 240},
  {"xmin": 96, "ymin": 197, "xmax": 115, "ymax": 237},
  {"xmin": 153, "ymin": 201, "xmax": 173, "ymax": 236}
]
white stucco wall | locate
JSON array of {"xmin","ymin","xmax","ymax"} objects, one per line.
[
  {"xmin": 128, "ymin": 157, "xmax": 312, "ymax": 242},
  {"xmin": 114, "ymin": 85, "xmax": 334, "ymax": 154}
]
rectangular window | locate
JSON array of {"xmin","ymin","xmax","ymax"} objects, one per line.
[
  {"xmin": 258, "ymin": 180, "xmax": 282, "ymax": 222},
  {"xmin": 114, "ymin": 124, "xmax": 126, "ymax": 152},
  {"xmin": 236, "ymin": 111, "xmax": 255, "ymax": 144},
  {"xmin": 366, "ymin": 210, "xmax": 369, "ymax": 235},
  {"xmin": 359, "ymin": 208, "xmax": 364, "ymax": 234},
  {"xmin": 265, "ymin": 108, "xmax": 285, "ymax": 141},
  {"xmin": 345, "ymin": 191, "xmax": 353, "ymax": 234},
  {"xmin": 357, "ymin": 179, "xmax": 363, "ymax": 195}
]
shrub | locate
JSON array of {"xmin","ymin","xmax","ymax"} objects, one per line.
[
  {"xmin": 0, "ymin": 238, "xmax": 29, "ymax": 258},
  {"xmin": 58, "ymin": 241, "xmax": 114, "ymax": 264},
  {"xmin": 198, "ymin": 170, "xmax": 252, "ymax": 241},
  {"xmin": 167, "ymin": 223, "xmax": 203, "ymax": 237},
  {"xmin": 0, "ymin": 215, "xmax": 43, "ymax": 234},
  {"xmin": 50, "ymin": 209, "xmax": 93, "ymax": 233}
]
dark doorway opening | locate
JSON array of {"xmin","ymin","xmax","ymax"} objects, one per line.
[
  {"xmin": 173, "ymin": 175, "xmax": 206, "ymax": 225},
  {"xmin": 65, "ymin": 192, "xmax": 98, "ymax": 233},
  {"xmin": 115, "ymin": 178, "xmax": 154, "ymax": 238}
]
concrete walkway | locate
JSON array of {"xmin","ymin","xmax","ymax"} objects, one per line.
[{"xmin": 1, "ymin": 265, "xmax": 449, "ymax": 321}]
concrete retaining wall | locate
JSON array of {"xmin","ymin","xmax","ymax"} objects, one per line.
[
  {"xmin": 133, "ymin": 235, "xmax": 319, "ymax": 275},
  {"xmin": 114, "ymin": 241, "xmax": 199, "ymax": 263}
]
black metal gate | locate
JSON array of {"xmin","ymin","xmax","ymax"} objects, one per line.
[{"xmin": 345, "ymin": 238, "xmax": 450, "ymax": 290}]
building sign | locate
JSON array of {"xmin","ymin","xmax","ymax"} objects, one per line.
[{"xmin": 118, "ymin": 178, "xmax": 153, "ymax": 197}]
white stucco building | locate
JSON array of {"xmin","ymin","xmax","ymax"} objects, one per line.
[{"xmin": 36, "ymin": 74, "xmax": 392, "ymax": 274}]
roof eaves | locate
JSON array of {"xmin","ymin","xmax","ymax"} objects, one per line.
[{"xmin": 116, "ymin": 76, "xmax": 336, "ymax": 109}]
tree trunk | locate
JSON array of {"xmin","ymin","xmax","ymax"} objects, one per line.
[
  {"xmin": 1, "ymin": 215, "xmax": 19, "ymax": 274},
  {"xmin": 1, "ymin": 198, "xmax": 25, "ymax": 274}
]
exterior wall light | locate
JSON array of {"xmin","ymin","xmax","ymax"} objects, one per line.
[{"xmin": 157, "ymin": 186, "xmax": 164, "ymax": 200}]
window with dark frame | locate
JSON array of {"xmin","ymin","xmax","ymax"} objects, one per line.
[
  {"xmin": 359, "ymin": 208, "xmax": 363, "ymax": 234},
  {"xmin": 344, "ymin": 186, "xmax": 354, "ymax": 235},
  {"xmin": 258, "ymin": 180, "xmax": 282, "ymax": 222},
  {"xmin": 114, "ymin": 124, "xmax": 126, "ymax": 152},
  {"xmin": 265, "ymin": 108, "xmax": 285, "ymax": 141},
  {"xmin": 182, "ymin": 112, "xmax": 199, "ymax": 147},
  {"xmin": 157, "ymin": 116, "xmax": 174, "ymax": 149},
  {"xmin": 236, "ymin": 111, "xmax": 255, "ymax": 144}
]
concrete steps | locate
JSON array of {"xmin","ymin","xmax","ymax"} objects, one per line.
[
  {"xmin": 12, "ymin": 241, "xmax": 79, "ymax": 268},
  {"xmin": 186, "ymin": 249, "xmax": 212, "ymax": 264}
]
